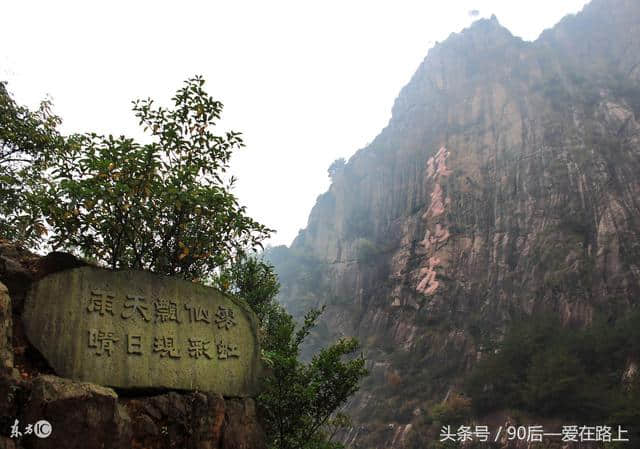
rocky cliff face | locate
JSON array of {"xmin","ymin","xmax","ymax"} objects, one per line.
[
  {"xmin": 0, "ymin": 243, "xmax": 265, "ymax": 449},
  {"xmin": 269, "ymin": 0, "xmax": 640, "ymax": 447}
]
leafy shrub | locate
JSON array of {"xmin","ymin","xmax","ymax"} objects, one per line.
[
  {"xmin": 43, "ymin": 76, "xmax": 271, "ymax": 280},
  {"xmin": 217, "ymin": 256, "xmax": 368, "ymax": 449},
  {"xmin": 465, "ymin": 312, "xmax": 640, "ymax": 425},
  {"xmin": 0, "ymin": 81, "xmax": 62, "ymax": 246},
  {"xmin": 429, "ymin": 393, "xmax": 472, "ymax": 425}
]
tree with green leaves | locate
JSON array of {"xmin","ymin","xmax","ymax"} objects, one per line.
[
  {"xmin": 217, "ymin": 255, "xmax": 368, "ymax": 449},
  {"xmin": 0, "ymin": 81, "xmax": 62, "ymax": 246},
  {"xmin": 43, "ymin": 76, "xmax": 271, "ymax": 280},
  {"xmin": 214, "ymin": 253, "xmax": 281, "ymax": 324},
  {"xmin": 1, "ymin": 75, "xmax": 367, "ymax": 449}
]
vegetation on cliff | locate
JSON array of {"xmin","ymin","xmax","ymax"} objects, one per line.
[
  {"xmin": 466, "ymin": 312, "xmax": 640, "ymax": 439},
  {"xmin": 268, "ymin": 1, "xmax": 640, "ymax": 447}
]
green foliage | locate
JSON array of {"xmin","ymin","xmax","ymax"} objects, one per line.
[
  {"xmin": 259, "ymin": 309, "xmax": 367, "ymax": 449},
  {"xmin": 465, "ymin": 312, "xmax": 640, "ymax": 426},
  {"xmin": 43, "ymin": 76, "xmax": 271, "ymax": 279},
  {"xmin": 429, "ymin": 393, "xmax": 472, "ymax": 425},
  {"xmin": 216, "ymin": 256, "xmax": 368, "ymax": 449},
  {"xmin": 354, "ymin": 238, "xmax": 379, "ymax": 264},
  {"xmin": 522, "ymin": 346, "xmax": 587, "ymax": 415},
  {"xmin": 214, "ymin": 255, "xmax": 280, "ymax": 324},
  {"xmin": 3, "ymin": 75, "xmax": 368, "ymax": 449},
  {"xmin": 0, "ymin": 81, "xmax": 62, "ymax": 246}
]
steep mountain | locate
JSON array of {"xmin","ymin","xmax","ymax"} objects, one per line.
[{"xmin": 268, "ymin": 0, "xmax": 640, "ymax": 447}]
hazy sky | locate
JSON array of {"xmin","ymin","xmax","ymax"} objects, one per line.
[{"xmin": 2, "ymin": 0, "xmax": 589, "ymax": 247}]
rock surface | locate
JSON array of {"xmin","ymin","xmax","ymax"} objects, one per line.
[
  {"xmin": 0, "ymin": 243, "xmax": 265, "ymax": 449},
  {"xmin": 23, "ymin": 267, "xmax": 261, "ymax": 395},
  {"xmin": 22, "ymin": 375, "xmax": 130, "ymax": 449},
  {"xmin": 269, "ymin": 0, "xmax": 640, "ymax": 447}
]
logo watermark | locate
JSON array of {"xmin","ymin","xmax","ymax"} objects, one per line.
[
  {"xmin": 440, "ymin": 424, "xmax": 629, "ymax": 443},
  {"xmin": 9, "ymin": 419, "xmax": 52, "ymax": 439}
]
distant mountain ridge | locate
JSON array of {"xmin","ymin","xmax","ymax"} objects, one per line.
[{"xmin": 268, "ymin": 0, "xmax": 640, "ymax": 447}]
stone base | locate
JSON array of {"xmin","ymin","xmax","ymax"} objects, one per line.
[{"xmin": 0, "ymin": 244, "xmax": 265, "ymax": 449}]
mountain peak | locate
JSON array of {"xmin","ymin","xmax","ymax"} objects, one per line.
[
  {"xmin": 470, "ymin": 13, "xmax": 500, "ymax": 28},
  {"xmin": 272, "ymin": 1, "xmax": 640, "ymax": 448},
  {"xmin": 388, "ymin": 11, "xmax": 521, "ymax": 124},
  {"xmin": 457, "ymin": 13, "xmax": 515, "ymax": 42}
]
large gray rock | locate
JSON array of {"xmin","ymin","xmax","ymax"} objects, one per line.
[{"xmin": 22, "ymin": 266, "xmax": 261, "ymax": 396}]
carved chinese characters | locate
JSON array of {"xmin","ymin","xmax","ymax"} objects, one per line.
[
  {"xmin": 83, "ymin": 291, "xmax": 241, "ymax": 361},
  {"xmin": 22, "ymin": 266, "xmax": 261, "ymax": 396}
]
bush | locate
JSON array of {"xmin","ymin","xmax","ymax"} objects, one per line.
[
  {"xmin": 429, "ymin": 393, "xmax": 472, "ymax": 425},
  {"xmin": 0, "ymin": 81, "xmax": 62, "ymax": 246},
  {"xmin": 43, "ymin": 76, "xmax": 271, "ymax": 280},
  {"xmin": 465, "ymin": 312, "xmax": 640, "ymax": 423},
  {"xmin": 217, "ymin": 256, "xmax": 368, "ymax": 449}
]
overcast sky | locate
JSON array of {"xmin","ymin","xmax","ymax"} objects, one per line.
[{"xmin": 2, "ymin": 0, "xmax": 590, "ymax": 247}]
